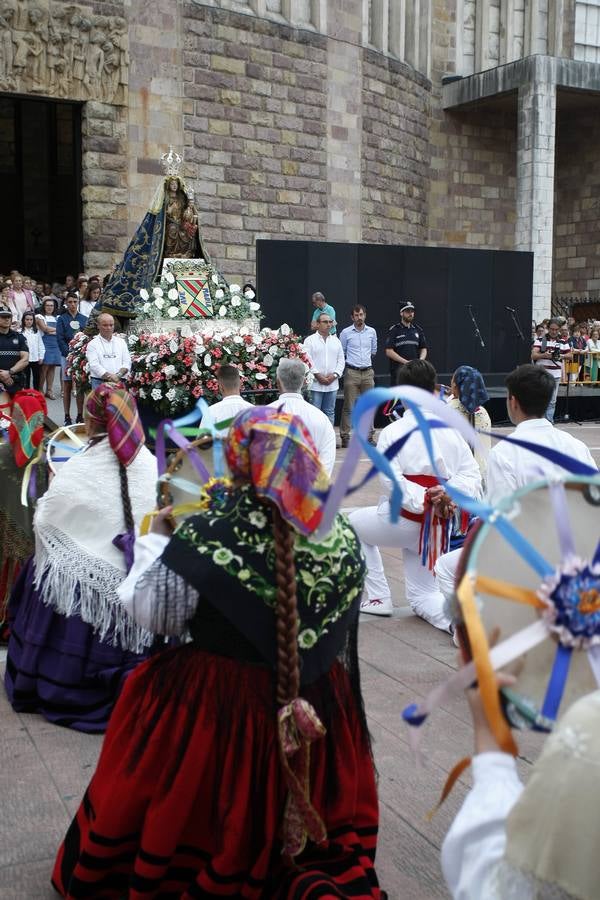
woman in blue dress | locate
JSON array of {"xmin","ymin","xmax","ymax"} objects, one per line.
[{"xmin": 36, "ymin": 296, "xmax": 61, "ymax": 399}]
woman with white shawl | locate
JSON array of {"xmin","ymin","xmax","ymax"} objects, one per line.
[{"xmin": 4, "ymin": 386, "xmax": 158, "ymax": 732}]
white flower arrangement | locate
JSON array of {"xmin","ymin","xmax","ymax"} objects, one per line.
[{"xmin": 137, "ymin": 264, "xmax": 263, "ymax": 323}]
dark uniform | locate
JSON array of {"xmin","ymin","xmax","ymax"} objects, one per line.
[
  {"xmin": 385, "ymin": 321, "xmax": 427, "ymax": 384},
  {"xmin": 0, "ymin": 330, "xmax": 28, "ymax": 394}
]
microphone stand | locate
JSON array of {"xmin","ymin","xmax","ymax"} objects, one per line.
[
  {"xmin": 466, "ymin": 305, "xmax": 485, "ymax": 349},
  {"xmin": 505, "ymin": 307, "xmax": 526, "ymax": 369},
  {"xmin": 558, "ymin": 350, "xmax": 582, "ymax": 426}
]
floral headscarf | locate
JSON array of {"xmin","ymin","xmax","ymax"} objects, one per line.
[
  {"xmin": 453, "ymin": 366, "xmax": 489, "ymax": 415},
  {"xmin": 85, "ymin": 385, "xmax": 145, "ymax": 468}
]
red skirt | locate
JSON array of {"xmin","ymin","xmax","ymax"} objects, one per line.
[{"xmin": 52, "ymin": 645, "xmax": 383, "ymax": 899}]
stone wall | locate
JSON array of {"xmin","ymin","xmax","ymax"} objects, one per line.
[
  {"xmin": 81, "ymin": 100, "xmax": 129, "ymax": 274},
  {"xmin": 427, "ymin": 102, "xmax": 517, "ymax": 250},
  {"xmin": 182, "ymin": 3, "xmax": 329, "ymax": 280},
  {"xmin": 361, "ymin": 52, "xmax": 431, "ymax": 244},
  {"xmin": 553, "ymin": 108, "xmax": 600, "ymax": 298}
]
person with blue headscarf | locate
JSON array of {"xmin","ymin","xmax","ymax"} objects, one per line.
[{"xmin": 448, "ymin": 366, "xmax": 492, "ymax": 485}]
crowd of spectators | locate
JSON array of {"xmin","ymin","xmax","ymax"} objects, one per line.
[
  {"xmin": 0, "ymin": 270, "xmax": 105, "ymax": 418},
  {"xmin": 531, "ymin": 315, "xmax": 600, "ymax": 388}
]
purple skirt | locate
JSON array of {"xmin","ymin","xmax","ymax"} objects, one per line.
[{"xmin": 4, "ymin": 558, "xmax": 151, "ymax": 733}]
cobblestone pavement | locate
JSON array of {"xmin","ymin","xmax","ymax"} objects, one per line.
[{"xmin": 1, "ymin": 422, "xmax": 598, "ymax": 899}]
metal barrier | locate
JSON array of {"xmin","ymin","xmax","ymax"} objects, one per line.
[{"xmin": 561, "ymin": 351, "xmax": 600, "ymax": 385}]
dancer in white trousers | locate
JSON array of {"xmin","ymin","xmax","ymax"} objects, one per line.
[
  {"xmin": 435, "ymin": 364, "xmax": 597, "ymax": 607},
  {"xmin": 349, "ymin": 360, "xmax": 481, "ymax": 629}
]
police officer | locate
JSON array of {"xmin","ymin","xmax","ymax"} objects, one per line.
[
  {"xmin": 385, "ymin": 301, "xmax": 428, "ymax": 384},
  {"xmin": 0, "ymin": 305, "xmax": 29, "ymax": 395}
]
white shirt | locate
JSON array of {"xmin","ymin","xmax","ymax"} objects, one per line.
[
  {"xmin": 268, "ymin": 392, "xmax": 336, "ymax": 475},
  {"xmin": 206, "ymin": 395, "xmax": 252, "ymax": 432},
  {"xmin": 118, "ymin": 532, "xmax": 172, "ymax": 632},
  {"xmin": 441, "ymin": 753, "xmax": 524, "ymax": 900},
  {"xmin": 79, "ymin": 299, "xmax": 96, "ymax": 319},
  {"xmin": 21, "ymin": 327, "xmax": 46, "ymax": 363},
  {"xmin": 302, "ymin": 333, "xmax": 345, "ymax": 393},
  {"xmin": 376, "ymin": 409, "xmax": 482, "ymax": 514},
  {"xmin": 486, "ymin": 417, "xmax": 597, "ymax": 505},
  {"xmin": 86, "ymin": 334, "xmax": 131, "ymax": 379}
]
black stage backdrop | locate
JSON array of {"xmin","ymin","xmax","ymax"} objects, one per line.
[{"xmin": 256, "ymin": 240, "xmax": 533, "ymax": 383}]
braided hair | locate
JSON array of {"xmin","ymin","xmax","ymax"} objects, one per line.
[
  {"xmin": 118, "ymin": 460, "xmax": 135, "ymax": 535},
  {"xmin": 271, "ymin": 505, "xmax": 300, "ymax": 707},
  {"xmin": 86, "ymin": 427, "xmax": 135, "ymax": 535}
]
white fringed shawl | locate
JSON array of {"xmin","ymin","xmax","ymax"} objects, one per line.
[{"xmin": 33, "ymin": 439, "xmax": 158, "ymax": 653}]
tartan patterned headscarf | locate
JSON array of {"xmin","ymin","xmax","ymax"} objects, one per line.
[
  {"xmin": 225, "ymin": 407, "xmax": 329, "ymax": 535},
  {"xmin": 85, "ymin": 386, "xmax": 145, "ymax": 468},
  {"xmin": 453, "ymin": 365, "xmax": 489, "ymax": 415}
]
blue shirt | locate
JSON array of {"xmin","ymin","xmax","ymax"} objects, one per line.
[
  {"xmin": 339, "ymin": 324, "xmax": 378, "ymax": 368},
  {"xmin": 311, "ymin": 303, "xmax": 337, "ymax": 335},
  {"xmin": 56, "ymin": 311, "xmax": 88, "ymax": 357}
]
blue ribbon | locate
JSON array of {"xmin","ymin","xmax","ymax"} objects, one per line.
[
  {"xmin": 326, "ymin": 385, "xmax": 561, "ymax": 580},
  {"xmin": 488, "ymin": 433, "xmax": 598, "ymax": 477},
  {"xmin": 541, "ymin": 644, "xmax": 573, "ymax": 722},
  {"xmin": 156, "ymin": 399, "xmax": 226, "ymax": 481}
]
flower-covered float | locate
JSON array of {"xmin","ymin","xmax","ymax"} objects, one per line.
[
  {"xmin": 71, "ymin": 150, "xmax": 313, "ymax": 417},
  {"xmin": 68, "ymin": 323, "xmax": 312, "ymax": 416}
]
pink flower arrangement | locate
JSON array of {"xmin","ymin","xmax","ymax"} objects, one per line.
[
  {"xmin": 66, "ymin": 331, "xmax": 91, "ymax": 391},
  {"xmin": 127, "ymin": 325, "xmax": 312, "ymax": 415},
  {"xmin": 64, "ymin": 325, "xmax": 312, "ymax": 416}
]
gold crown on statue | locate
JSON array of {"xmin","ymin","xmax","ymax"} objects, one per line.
[{"xmin": 160, "ymin": 145, "xmax": 183, "ymax": 177}]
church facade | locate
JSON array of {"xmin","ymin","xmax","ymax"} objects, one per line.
[{"xmin": 1, "ymin": 0, "xmax": 600, "ymax": 319}]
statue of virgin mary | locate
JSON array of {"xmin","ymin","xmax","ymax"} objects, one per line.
[{"xmin": 99, "ymin": 174, "xmax": 212, "ymax": 320}]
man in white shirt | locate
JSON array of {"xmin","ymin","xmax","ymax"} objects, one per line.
[
  {"xmin": 531, "ymin": 318, "xmax": 571, "ymax": 422},
  {"xmin": 268, "ymin": 357, "xmax": 336, "ymax": 475},
  {"xmin": 205, "ymin": 364, "xmax": 252, "ymax": 433},
  {"xmin": 86, "ymin": 313, "xmax": 131, "ymax": 390},
  {"xmin": 435, "ymin": 363, "xmax": 597, "ymax": 603},
  {"xmin": 302, "ymin": 313, "xmax": 345, "ymax": 426},
  {"xmin": 349, "ymin": 360, "xmax": 482, "ymax": 628}
]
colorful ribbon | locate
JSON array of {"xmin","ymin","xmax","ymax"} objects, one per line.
[{"xmin": 277, "ymin": 698, "xmax": 327, "ymax": 858}]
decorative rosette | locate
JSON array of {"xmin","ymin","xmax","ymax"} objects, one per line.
[{"xmin": 538, "ymin": 557, "xmax": 600, "ymax": 649}]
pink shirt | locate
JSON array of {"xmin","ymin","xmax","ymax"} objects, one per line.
[{"xmin": 8, "ymin": 289, "xmax": 34, "ymax": 324}]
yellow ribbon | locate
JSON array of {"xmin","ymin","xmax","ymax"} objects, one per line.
[
  {"xmin": 457, "ymin": 573, "xmax": 518, "ymax": 757},
  {"xmin": 20, "ymin": 439, "xmax": 46, "ymax": 507},
  {"xmin": 140, "ymin": 501, "xmax": 208, "ymax": 536},
  {"xmin": 475, "ymin": 575, "xmax": 544, "ymax": 609}
]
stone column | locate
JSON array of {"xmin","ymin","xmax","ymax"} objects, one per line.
[
  {"xmin": 516, "ymin": 72, "xmax": 557, "ymax": 321},
  {"xmin": 325, "ymin": 0, "xmax": 362, "ymax": 242}
]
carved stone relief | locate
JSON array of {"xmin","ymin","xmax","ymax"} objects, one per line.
[{"xmin": 0, "ymin": 1, "xmax": 128, "ymax": 105}]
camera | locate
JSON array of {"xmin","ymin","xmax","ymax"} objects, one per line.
[{"xmin": 551, "ymin": 346, "xmax": 562, "ymax": 364}]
